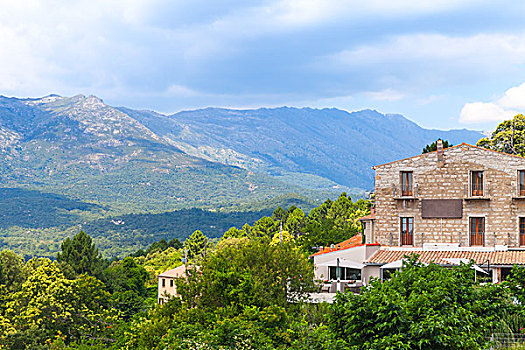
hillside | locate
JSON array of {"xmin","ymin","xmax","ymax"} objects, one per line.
[
  {"xmin": 0, "ymin": 95, "xmax": 326, "ymax": 212},
  {"xmin": 0, "ymin": 94, "xmax": 483, "ymax": 256},
  {"xmin": 122, "ymin": 107, "xmax": 483, "ymax": 190}
]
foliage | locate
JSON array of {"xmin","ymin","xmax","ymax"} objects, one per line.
[
  {"xmin": 184, "ymin": 230, "xmax": 211, "ymax": 261},
  {"xmin": 3, "ymin": 258, "xmax": 116, "ymax": 348},
  {"xmin": 330, "ymin": 256, "xmax": 513, "ymax": 349},
  {"xmin": 57, "ymin": 230, "xmax": 105, "ymax": 277},
  {"xmin": 220, "ymin": 193, "xmax": 371, "ymax": 255},
  {"xmin": 477, "ymin": 114, "xmax": 525, "ymax": 156},
  {"xmin": 0, "ymin": 250, "xmax": 25, "ymax": 292},
  {"xmin": 179, "ymin": 239, "xmax": 315, "ymax": 314},
  {"xmin": 422, "ymin": 139, "xmax": 453, "ymax": 153},
  {"xmin": 103, "ymin": 257, "xmax": 149, "ymax": 319},
  {"xmin": 134, "ymin": 247, "xmax": 183, "ymax": 286}
]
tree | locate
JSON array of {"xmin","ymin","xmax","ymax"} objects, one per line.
[
  {"xmin": 178, "ymin": 239, "xmax": 315, "ymax": 315},
  {"xmin": 286, "ymin": 208, "xmax": 306, "ymax": 238},
  {"xmin": 222, "ymin": 226, "xmax": 246, "ymax": 240},
  {"xmin": 477, "ymin": 114, "xmax": 525, "ymax": 156},
  {"xmin": 422, "ymin": 139, "xmax": 453, "ymax": 153},
  {"xmin": 330, "ymin": 256, "xmax": 512, "ymax": 349},
  {"xmin": 103, "ymin": 257, "xmax": 148, "ymax": 297},
  {"xmin": 4, "ymin": 258, "xmax": 116, "ymax": 348},
  {"xmin": 184, "ymin": 230, "xmax": 210, "ymax": 261},
  {"xmin": 0, "ymin": 250, "xmax": 25, "ymax": 292},
  {"xmin": 56, "ymin": 231, "xmax": 104, "ymax": 277},
  {"xmin": 251, "ymin": 216, "xmax": 279, "ymax": 240},
  {"xmin": 103, "ymin": 257, "xmax": 149, "ymax": 319}
]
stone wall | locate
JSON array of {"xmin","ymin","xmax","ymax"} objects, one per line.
[{"xmin": 374, "ymin": 144, "xmax": 525, "ymax": 247}]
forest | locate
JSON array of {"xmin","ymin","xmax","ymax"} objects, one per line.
[
  {"xmin": 2, "ymin": 192, "xmax": 525, "ymax": 349},
  {"xmin": 0, "ymin": 193, "xmax": 373, "ymax": 349}
]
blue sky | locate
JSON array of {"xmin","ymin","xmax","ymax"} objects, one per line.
[{"xmin": 1, "ymin": 1, "xmax": 525, "ymax": 131}]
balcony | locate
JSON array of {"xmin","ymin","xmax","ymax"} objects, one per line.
[
  {"xmin": 463, "ymin": 184, "xmax": 490, "ymax": 200},
  {"xmin": 392, "ymin": 184, "xmax": 419, "ymax": 200}
]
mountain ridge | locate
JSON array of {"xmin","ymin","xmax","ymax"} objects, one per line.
[{"xmin": 0, "ymin": 94, "xmax": 485, "ymax": 257}]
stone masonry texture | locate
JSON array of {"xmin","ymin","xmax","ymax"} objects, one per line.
[{"xmin": 373, "ymin": 144, "xmax": 525, "ymax": 247}]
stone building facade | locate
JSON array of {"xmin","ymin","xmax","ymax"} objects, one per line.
[
  {"xmin": 310, "ymin": 142, "xmax": 525, "ymax": 288},
  {"xmin": 366, "ymin": 143, "xmax": 525, "ymax": 249}
]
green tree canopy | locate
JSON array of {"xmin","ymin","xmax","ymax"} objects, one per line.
[
  {"xmin": 56, "ymin": 231, "xmax": 104, "ymax": 277},
  {"xmin": 184, "ymin": 230, "xmax": 210, "ymax": 261},
  {"xmin": 477, "ymin": 114, "xmax": 525, "ymax": 156},
  {"xmin": 422, "ymin": 139, "xmax": 453, "ymax": 154},
  {"xmin": 330, "ymin": 256, "xmax": 513, "ymax": 349},
  {"xmin": 178, "ymin": 239, "xmax": 315, "ymax": 315},
  {"xmin": 0, "ymin": 250, "xmax": 26, "ymax": 292}
]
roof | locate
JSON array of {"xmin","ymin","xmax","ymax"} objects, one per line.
[
  {"xmin": 372, "ymin": 143, "xmax": 525, "ymax": 169},
  {"xmin": 310, "ymin": 234, "xmax": 379, "ymax": 258},
  {"xmin": 158, "ymin": 265, "xmax": 188, "ymax": 278},
  {"xmin": 366, "ymin": 249, "xmax": 525, "ymax": 266},
  {"xmin": 357, "ymin": 208, "xmax": 375, "ymax": 221}
]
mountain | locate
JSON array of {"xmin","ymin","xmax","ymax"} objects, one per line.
[
  {"xmin": 0, "ymin": 95, "xmax": 315, "ymax": 212},
  {"xmin": 120, "ymin": 106, "xmax": 483, "ymax": 190},
  {"xmin": 0, "ymin": 94, "xmax": 484, "ymax": 257}
]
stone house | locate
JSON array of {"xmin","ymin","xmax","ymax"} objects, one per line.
[
  {"xmin": 315, "ymin": 141, "xmax": 525, "ymax": 285},
  {"xmin": 157, "ymin": 265, "xmax": 188, "ymax": 304}
]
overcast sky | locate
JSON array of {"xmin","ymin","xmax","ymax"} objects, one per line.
[{"xmin": 2, "ymin": 0, "xmax": 525, "ymax": 131}]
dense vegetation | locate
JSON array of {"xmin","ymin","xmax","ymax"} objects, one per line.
[
  {"xmin": 0, "ymin": 190, "xmax": 319, "ymax": 258},
  {"xmin": 0, "ymin": 193, "xmax": 370, "ymax": 348},
  {"xmin": 478, "ymin": 114, "xmax": 525, "ymax": 156},
  {"xmin": 2, "ymin": 194, "xmax": 525, "ymax": 349}
]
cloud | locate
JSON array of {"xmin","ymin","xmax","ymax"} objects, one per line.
[
  {"xmin": 459, "ymin": 82, "xmax": 525, "ymax": 124},
  {"xmin": 364, "ymin": 89, "xmax": 405, "ymax": 102},
  {"xmin": 459, "ymin": 102, "xmax": 516, "ymax": 124},
  {"xmin": 0, "ymin": 0, "xmax": 524, "ymax": 128}
]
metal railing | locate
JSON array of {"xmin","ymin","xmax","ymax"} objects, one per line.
[{"xmin": 385, "ymin": 231, "xmax": 514, "ymax": 248}]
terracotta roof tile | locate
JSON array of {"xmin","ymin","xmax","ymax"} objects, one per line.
[
  {"xmin": 366, "ymin": 249, "xmax": 525, "ymax": 265},
  {"xmin": 309, "ymin": 235, "xmax": 380, "ymax": 257},
  {"xmin": 310, "ymin": 234, "xmax": 363, "ymax": 257}
]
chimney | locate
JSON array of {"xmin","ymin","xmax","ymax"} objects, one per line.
[{"xmin": 437, "ymin": 139, "xmax": 444, "ymax": 166}]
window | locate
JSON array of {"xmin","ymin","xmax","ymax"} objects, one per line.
[
  {"xmin": 520, "ymin": 218, "xmax": 525, "ymax": 245},
  {"xmin": 162, "ymin": 278, "xmax": 165, "ymax": 288},
  {"xmin": 470, "ymin": 217, "xmax": 484, "ymax": 246},
  {"xmin": 520, "ymin": 171, "xmax": 525, "ymax": 196},
  {"xmin": 170, "ymin": 279, "xmax": 174, "ymax": 288},
  {"xmin": 401, "ymin": 171, "xmax": 413, "ymax": 196},
  {"xmin": 328, "ymin": 267, "xmax": 362, "ymax": 280},
  {"xmin": 501, "ymin": 267, "xmax": 514, "ymax": 282},
  {"xmin": 400, "ymin": 217, "xmax": 413, "ymax": 246},
  {"xmin": 471, "ymin": 171, "xmax": 484, "ymax": 196},
  {"xmin": 345, "ymin": 268, "xmax": 361, "ymax": 281}
]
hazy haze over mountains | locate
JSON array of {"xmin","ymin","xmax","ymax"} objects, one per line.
[
  {"xmin": 0, "ymin": 94, "xmax": 483, "ymax": 199},
  {"xmin": 121, "ymin": 105, "xmax": 483, "ymax": 190}
]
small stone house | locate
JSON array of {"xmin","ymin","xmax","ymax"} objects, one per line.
[{"xmin": 157, "ymin": 265, "xmax": 187, "ymax": 304}]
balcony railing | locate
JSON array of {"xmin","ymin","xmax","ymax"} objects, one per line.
[
  {"xmin": 464, "ymin": 184, "xmax": 490, "ymax": 200},
  {"xmin": 393, "ymin": 184, "xmax": 419, "ymax": 199},
  {"xmin": 385, "ymin": 231, "xmax": 517, "ymax": 248}
]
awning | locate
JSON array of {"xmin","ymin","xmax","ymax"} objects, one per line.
[
  {"xmin": 442, "ymin": 258, "xmax": 489, "ymax": 274},
  {"xmin": 380, "ymin": 259, "xmax": 404, "ymax": 269},
  {"xmin": 380, "ymin": 259, "xmax": 429, "ymax": 269},
  {"xmin": 316, "ymin": 258, "xmax": 365, "ymax": 269}
]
